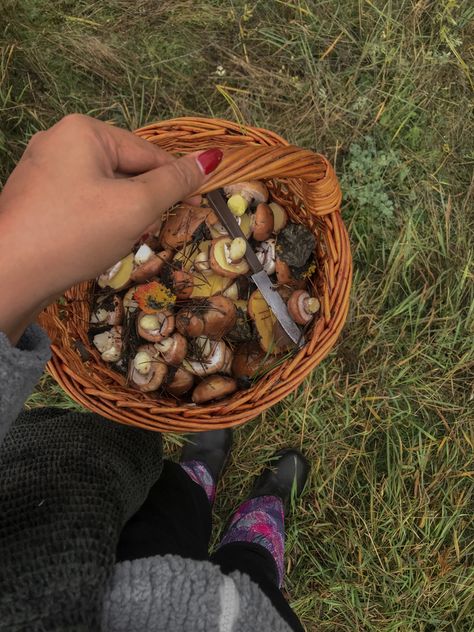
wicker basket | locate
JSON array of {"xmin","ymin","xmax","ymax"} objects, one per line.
[{"xmin": 39, "ymin": 117, "xmax": 352, "ymax": 432}]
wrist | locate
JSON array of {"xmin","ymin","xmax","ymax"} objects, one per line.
[{"xmin": 0, "ymin": 223, "xmax": 52, "ymax": 344}]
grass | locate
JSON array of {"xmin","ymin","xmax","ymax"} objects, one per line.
[{"xmin": 2, "ymin": 0, "xmax": 473, "ymax": 629}]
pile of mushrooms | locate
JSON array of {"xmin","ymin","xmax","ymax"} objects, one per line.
[{"xmin": 89, "ymin": 180, "xmax": 320, "ymax": 404}]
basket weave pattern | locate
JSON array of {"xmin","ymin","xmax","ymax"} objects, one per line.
[{"xmin": 39, "ymin": 117, "xmax": 352, "ymax": 432}]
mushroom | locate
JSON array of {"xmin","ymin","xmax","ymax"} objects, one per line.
[
  {"xmin": 154, "ymin": 332, "xmax": 187, "ymax": 366},
  {"xmin": 209, "ymin": 237, "xmax": 250, "ymax": 278},
  {"xmin": 92, "ymin": 326, "xmax": 123, "ymax": 362},
  {"xmin": 275, "ymin": 258, "xmax": 306, "ymax": 289},
  {"xmin": 287, "ymin": 290, "xmax": 320, "ymax": 325},
  {"xmin": 90, "ymin": 295, "xmax": 123, "ymax": 326},
  {"xmin": 97, "ymin": 253, "xmax": 134, "ymax": 290},
  {"xmin": 131, "ymin": 249, "xmax": 173, "ymax": 283},
  {"xmin": 206, "ymin": 210, "xmax": 252, "ymax": 239},
  {"xmin": 269, "ymin": 202, "xmax": 288, "ymax": 233},
  {"xmin": 160, "ymin": 204, "xmax": 211, "ymax": 249},
  {"xmin": 176, "ymin": 295, "xmax": 236, "ymax": 339},
  {"xmin": 128, "ymin": 344, "xmax": 168, "ymax": 392},
  {"xmin": 224, "ymin": 181, "xmax": 269, "ymax": 206},
  {"xmin": 255, "ymin": 239, "xmax": 276, "ymax": 275},
  {"xmin": 248, "ymin": 290, "xmax": 289, "ymax": 355},
  {"xmin": 182, "ymin": 337, "xmax": 231, "ymax": 377},
  {"xmin": 123, "ymin": 286, "xmax": 140, "ymax": 315},
  {"xmin": 171, "ymin": 266, "xmax": 233, "ymax": 299},
  {"xmin": 137, "ymin": 309, "xmax": 175, "ymax": 343},
  {"xmin": 165, "ymin": 366, "xmax": 194, "ymax": 396},
  {"xmin": 192, "ymin": 375, "xmax": 237, "ymax": 404},
  {"xmin": 252, "ymin": 203, "xmax": 274, "ymax": 241},
  {"xmin": 232, "ymin": 342, "xmax": 277, "ymax": 379}
]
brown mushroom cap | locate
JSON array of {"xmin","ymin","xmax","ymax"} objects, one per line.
[
  {"xmin": 154, "ymin": 332, "xmax": 188, "ymax": 366},
  {"xmin": 165, "ymin": 366, "xmax": 195, "ymax": 396},
  {"xmin": 128, "ymin": 344, "xmax": 168, "ymax": 392},
  {"xmin": 287, "ymin": 290, "xmax": 320, "ymax": 325},
  {"xmin": 224, "ymin": 181, "xmax": 269, "ymax": 204},
  {"xmin": 137, "ymin": 309, "xmax": 175, "ymax": 343},
  {"xmin": 131, "ymin": 250, "xmax": 173, "ymax": 283},
  {"xmin": 191, "ymin": 375, "xmax": 238, "ymax": 404},
  {"xmin": 176, "ymin": 296, "xmax": 236, "ymax": 339},
  {"xmin": 232, "ymin": 342, "xmax": 278, "ymax": 379},
  {"xmin": 252, "ymin": 203, "xmax": 274, "ymax": 241},
  {"xmin": 171, "ymin": 269, "xmax": 194, "ymax": 299},
  {"xmin": 160, "ymin": 204, "xmax": 211, "ymax": 249}
]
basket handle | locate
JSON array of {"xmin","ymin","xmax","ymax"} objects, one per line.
[{"xmin": 197, "ymin": 144, "xmax": 342, "ymax": 217}]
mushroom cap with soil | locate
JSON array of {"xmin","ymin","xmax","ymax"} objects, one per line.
[
  {"xmin": 176, "ymin": 295, "xmax": 236, "ymax": 339},
  {"xmin": 192, "ymin": 375, "xmax": 237, "ymax": 404},
  {"xmin": 92, "ymin": 326, "xmax": 123, "ymax": 362},
  {"xmin": 128, "ymin": 344, "xmax": 168, "ymax": 392},
  {"xmin": 90, "ymin": 295, "xmax": 124, "ymax": 326},
  {"xmin": 182, "ymin": 337, "xmax": 231, "ymax": 377},
  {"xmin": 287, "ymin": 289, "xmax": 320, "ymax": 325},
  {"xmin": 137, "ymin": 309, "xmax": 175, "ymax": 343},
  {"xmin": 275, "ymin": 258, "xmax": 306, "ymax": 289},
  {"xmin": 154, "ymin": 332, "xmax": 188, "ymax": 366}
]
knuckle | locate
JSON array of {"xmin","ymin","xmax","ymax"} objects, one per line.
[{"xmin": 169, "ymin": 159, "xmax": 196, "ymax": 192}]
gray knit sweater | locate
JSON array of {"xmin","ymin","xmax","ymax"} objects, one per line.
[{"xmin": 0, "ymin": 326, "xmax": 292, "ymax": 632}]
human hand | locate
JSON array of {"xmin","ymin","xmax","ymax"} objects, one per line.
[{"xmin": 0, "ymin": 114, "xmax": 223, "ymax": 343}]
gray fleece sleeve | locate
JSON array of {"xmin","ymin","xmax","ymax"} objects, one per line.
[{"xmin": 0, "ymin": 324, "xmax": 51, "ymax": 444}]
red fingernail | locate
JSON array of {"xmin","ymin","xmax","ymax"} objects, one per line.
[{"xmin": 196, "ymin": 148, "xmax": 223, "ymax": 175}]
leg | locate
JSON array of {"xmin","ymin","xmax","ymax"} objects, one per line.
[
  {"xmin": 116, "ymin": 459, "xmax": 212, "ymax": 562},
  {"xmin": 212, "ymin": 541, "xmax": 305, "ymax": 632},
  {"xmin": 211, "ymin": 449, "xmax": 310, "ymax": 632},
  {"xmin": 116, "ymin": 429, "xmax": 232, "ymax": 562}
]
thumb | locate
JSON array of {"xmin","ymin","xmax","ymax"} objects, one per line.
[{"xmin": 132, "ymin": 148, "xmax": 223, "ymax": 219}]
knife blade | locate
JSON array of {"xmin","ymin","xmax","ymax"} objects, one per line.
[{"xmin": 206, "ymin": 189, "xmax": 305, "ymax": 348}]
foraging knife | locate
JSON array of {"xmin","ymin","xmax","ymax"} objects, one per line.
[{"xmin": 206, "ymin": 189, "xmax": 305, "ymax": 348}]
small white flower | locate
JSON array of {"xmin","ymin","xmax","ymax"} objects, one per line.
[{"xmin": 216, "ymin": 65, "xmax": 226, "ymax": 77}]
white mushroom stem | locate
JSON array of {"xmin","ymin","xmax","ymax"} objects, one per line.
[
  {"xmin": 134, "ymin": 244, "xmax": 154, "ymax": 265},
  {"xmin": 224, "ymin": 238, "xmax": 246, "ymax": 264},
  {"xmin": 223, "ymin": 282, "xmax": 239, "ymax": 300},
  {"xmin": 93, "ymin": 328, "xmax": 122, "ymax": 362},
  {"xmin": 154, "ymin": 337, "xmax": 173, "ymax": 354},
  {"xmin": 194, "ymin": 251, "xmax": 211, "ymax": 273}
]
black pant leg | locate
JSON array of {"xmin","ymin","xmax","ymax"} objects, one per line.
[
  {"xmin": 211, "ymin": 542, "xmax": 305, "ymax": 632},
  {"xmin": 116, "ymin": 460, "xmax": 212, "ymax": 562}
]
